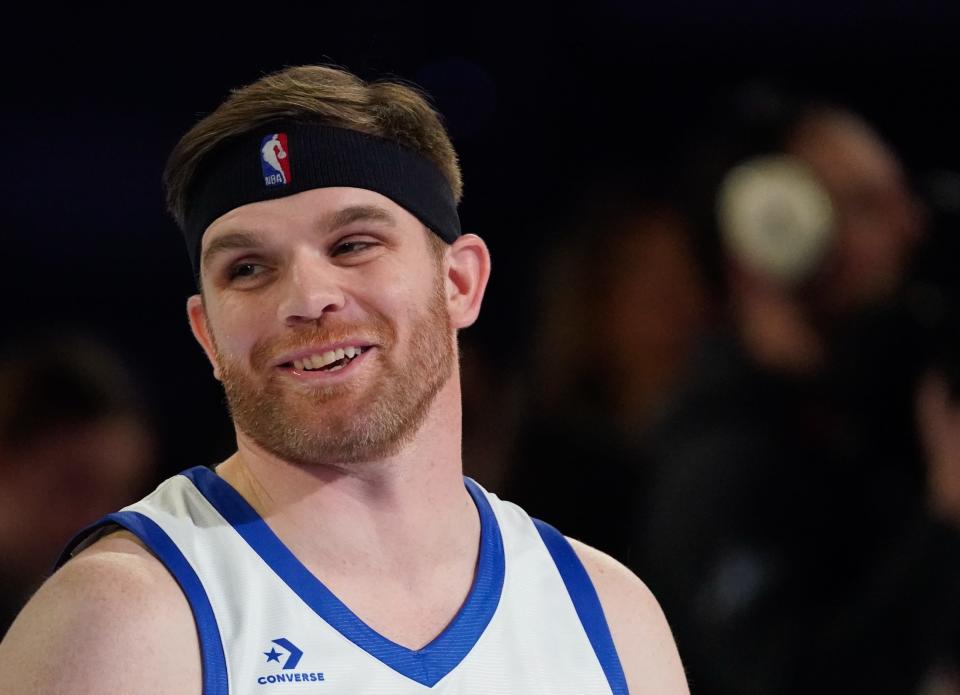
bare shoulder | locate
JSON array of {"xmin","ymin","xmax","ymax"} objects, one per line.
[
  {"xmin": 568, "ymin": 538, "xmax": 689, "ymax": 695},
  {"xmin": 0, "ymin": 531, "xmax": 200, "ymax": 695}
]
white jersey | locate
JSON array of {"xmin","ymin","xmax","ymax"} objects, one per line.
[{"xmin": 61, "ymin": 467, "xmax": 628, "ymax": 695}]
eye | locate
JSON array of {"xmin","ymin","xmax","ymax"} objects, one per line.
[
  {"xmin": 332, "ymin": 238, "xmax": 378, "ymax": 257},
  {"xmin": 227, "ymin": 261, "xmax": 268, "ymax": 282}
]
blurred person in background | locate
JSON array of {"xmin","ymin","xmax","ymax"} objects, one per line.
[
  {"xmin": 460, "ymin": 336, "xmax": 524, "ymax": 493},
  {"xmin": 637, "ymin": 89, "xmax": 960, "ymax": 694},
  {"xmin": 0, "ymin": 336, "xmax": 155, "ymax": 634},
  {"xmin": 505, "ymin": 197, "xmax": 710, "ymax": 562}
]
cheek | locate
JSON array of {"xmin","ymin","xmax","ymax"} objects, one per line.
[
  {"xmin": 362, "ymin": 262, "xmax": 439, "ymax": 319},
  {"xmin": 206, "ymin": 300, "xmax": 276, "ymax": 363}
]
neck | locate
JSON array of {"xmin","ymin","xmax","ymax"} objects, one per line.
[
  {"xmin": 215, "ymin": 376, "xmax": 477, "ymax": 573},
  {"xmin": 731, "ymin": 276, "xmax": 826, "ymax": 377}
]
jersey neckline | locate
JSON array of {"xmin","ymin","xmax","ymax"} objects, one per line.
[{"xmin": 181, "ymin": 465, "xmax": 505, "ymax": 688}]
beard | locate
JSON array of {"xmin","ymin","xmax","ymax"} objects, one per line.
[{"xmin": 213, "ymin": 275, "xmax": 455, "ymax": 466}]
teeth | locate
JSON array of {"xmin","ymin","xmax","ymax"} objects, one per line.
[{"xmin": 292, "ymin": 346, "xmax": 364, "ymax": 371}]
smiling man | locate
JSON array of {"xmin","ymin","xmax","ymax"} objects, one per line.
[{"xmin": 0, "ymin": 65, "xmax": 687, "ymax": 694}]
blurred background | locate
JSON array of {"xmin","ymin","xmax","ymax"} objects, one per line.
[{"xmin": 3, "ymin": 2, "xmax": 960, "ymax": 692}]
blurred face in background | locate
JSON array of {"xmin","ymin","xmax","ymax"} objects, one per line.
[
  {"xmin": 0, "ymin": 416, "xmax": 152, "ymax": 580},
  {"xmin": 788, "ymin": 112, "xmax": 925, "ymax": 316},
  {"xmin": 603, "ymin": 212, "xmax": 708, "ymax": 398}
]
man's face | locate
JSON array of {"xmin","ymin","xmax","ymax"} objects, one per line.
[
  {"xmin": 193, "ymin": 187, "xmax": 456, "ymax": 466},
  {"xmin": 789, "ymin": 113, "xmax": 925, "ymax": 315}
]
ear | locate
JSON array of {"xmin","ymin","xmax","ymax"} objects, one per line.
[
  {"xmin": 444, "ymin": 233, "xmax": 491, "ymax": 329},
  {"xmin": 186, "ymin": 294, "xmax": 222, "ymax": 381}
]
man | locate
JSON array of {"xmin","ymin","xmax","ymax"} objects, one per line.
[{"xmin": 0, "ymin": 65, "xmax": 688, "ymax": 694}]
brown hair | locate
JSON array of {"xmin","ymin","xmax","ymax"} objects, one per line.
[{"xmin": 164, "ymin": 65, "xmax": 462, "ymax": 230}]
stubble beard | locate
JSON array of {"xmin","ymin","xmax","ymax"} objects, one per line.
[{"xmin": 214, "ymin": 276, "xmax": 455, "ymax": 467}]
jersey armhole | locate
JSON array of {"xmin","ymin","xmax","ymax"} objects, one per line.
[
  {"xmin": 58, "ymin": 511, "xmax": 229, "ymax": 695},
  {"xmin": 533, "ymin": 518, "xmax": 629, "ymax": 695}
]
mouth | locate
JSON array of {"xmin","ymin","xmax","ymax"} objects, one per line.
[{"xmin": 279, "ymin": 345, "xmax": 373, "ymax": 374}]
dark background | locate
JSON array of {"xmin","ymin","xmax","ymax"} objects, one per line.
[{"xmin": 3, "ymin": 1, "xmax": 959, "ymax": 482}]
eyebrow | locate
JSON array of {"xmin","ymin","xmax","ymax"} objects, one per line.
[
  {"xmin": 201, "ymin": 231, "xmax": 263, "ymax": 271},
  {"xmin": 325, "ymin": 204, "xmax": 398, "ymax": 230},
  {"xmin": 201, "ymin": 205, "xmax": 399, "ymax": 270}
]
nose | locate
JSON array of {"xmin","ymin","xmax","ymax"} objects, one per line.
[{"xmin": 276, "ymin": 252, "xmax": 346, "ymax": 325}]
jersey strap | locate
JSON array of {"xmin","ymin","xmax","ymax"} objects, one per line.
[
  {"xmin": 533, "ymin": 518, "xmax": 629, "ymax": 695},
  {"xmin": 58, "ymin": 511, "xmax": 229, "ymax": 695}
]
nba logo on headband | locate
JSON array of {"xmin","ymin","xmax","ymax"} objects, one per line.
[{"xmin": 260, "ymin": 133, "xmax": 292, "ymax": 187}]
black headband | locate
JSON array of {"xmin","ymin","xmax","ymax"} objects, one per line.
[{"xmin": 181, "ymin": 123, "xmax": 461, "ymax": 275}]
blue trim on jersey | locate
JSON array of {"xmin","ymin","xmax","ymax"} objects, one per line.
[
  {"xmin": 181, "ymin": 466, "xmax": 504, "ymax": 688},
  {"xmin": 534, "ymin": 518, "xmax": 629, "ymax": 695},
  {"xmin": 58, "ymin": 511, "xmax": 229, "ymax": 695}
]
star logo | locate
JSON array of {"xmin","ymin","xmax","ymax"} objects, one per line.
[{"xmin": 262, "ymin": 638, "xmax": 304, "ymax": 670}]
